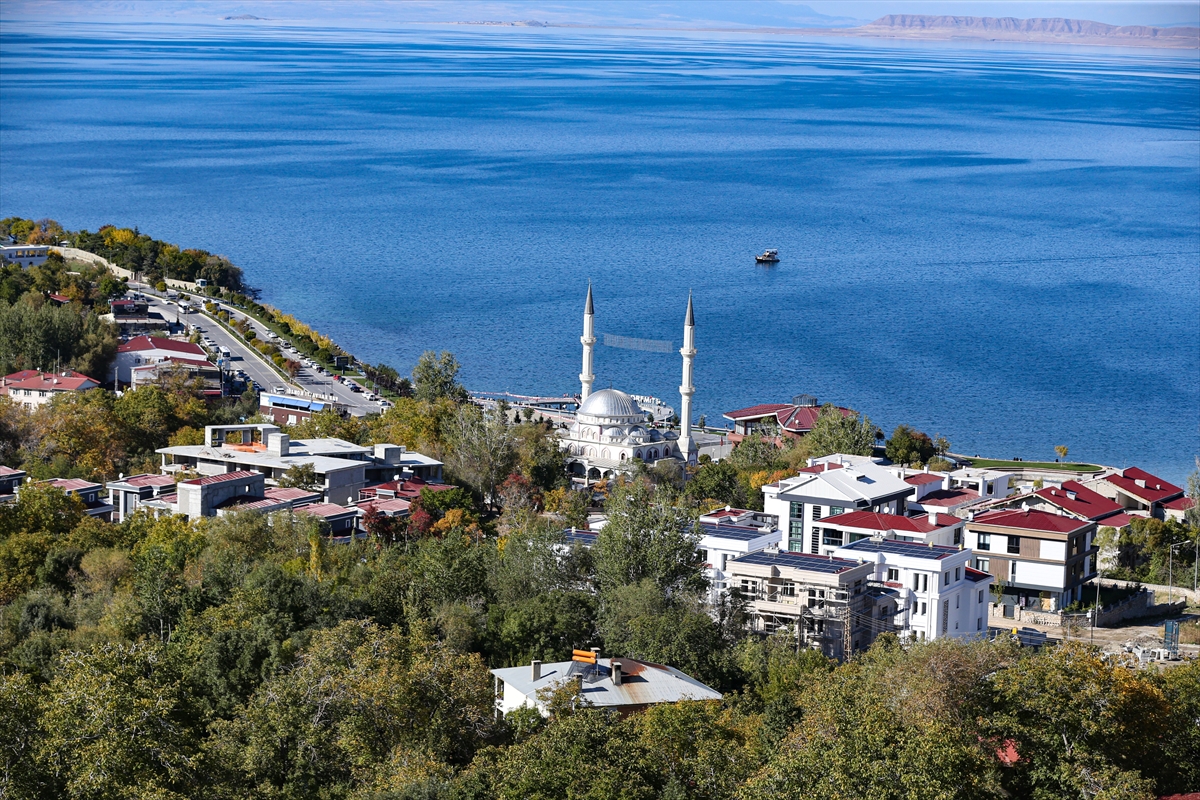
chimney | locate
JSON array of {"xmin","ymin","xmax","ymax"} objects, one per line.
[
  {"xmin": 923, "ymin": 464, "xmax": 930, "ymax": 473},
  {"xmin": 807, "ymin": 457, "xmax": 815, "ymax": 468},
  {"xmin": 929, "ymin": 510, "xmax": 939, "ymax": 527},
  {"xmin": 611, "ymin": 660, "xmax": 622, "ymax": 686},
  {"xmin": 1135, "ymin": 479, "xmax": 1147, "ymax": 488},
  {"xmin": 531, "ymin": 660, "xmax": 542, "ymax": 680}
]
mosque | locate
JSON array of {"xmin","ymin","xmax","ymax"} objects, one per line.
[{"xmin": 561, "ymin": 286, "xmax": 698, "ymax": 479}]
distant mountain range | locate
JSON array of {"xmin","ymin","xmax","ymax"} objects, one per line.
[{"xmin": 852, "ymin": 15, "xmax": 1199, "ymax": 47}]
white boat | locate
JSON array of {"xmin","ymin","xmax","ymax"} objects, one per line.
[{"xmin": 755, "ymin": 249, "xmax": 780, "ymax": 263}]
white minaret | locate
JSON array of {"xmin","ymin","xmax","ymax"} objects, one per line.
[
  {"xmin": 580, "ymin": 284, "xmax": 596, "ymax": 401},
  {"xmin": 678, "ymin": 292, "xmax": 696, "ymax": 462}
]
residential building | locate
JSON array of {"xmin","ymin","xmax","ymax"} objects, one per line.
[
  {"xmin": 0, "ymin": 244, "xmax": 49, "ymax": 266},
  {"xmin": 762, "ymin": 456, "xmax": 914, "ymax": 553},
  {"xmin": 1015, "ymin": 479, "xmax": 1132, "ymax": 528},
  {"xmin": 722, "ymin": 395, "xmax": 855, "ymax": 444},
  {"xmin": 26, "ymin": 478, "xmax": 114, "ymax": 520},
  {"xmin": 816, "ymin": 510, "xmax": 964, "ymax": 553},
  {"xmin": 725, "ymin": 550, "xmax": 898, "ymax": 661},
  {"xmin": 176, "ymin": 471, "xmax": 266, "ymax": 520},
  {"xmin": 0, "ymin": 466, "xmax": 27, "ymax": 502},
  {"xmin": 259, "ymin": 393, "xmax": 346, "ymax": 426},
  {"xmin": 106, "ymin": 473, "xmax": 177, "ymax": 522},
  {"xmin": 156, "ymin": 424, "xmax": 437, "ymax": 505},
  {"xmin": 491, "ymin": 653, "xmax": 721, "ymax": 719},
  {"xmin": 294, "ymin": 503, "xmax": 361, "ymax": 542},
  {"xmin": 965, "ymin": 508, "xmax": 1097, "ymax": 613},
  {"xmin": 1086, "ymin": 467, "xmax": 1187, "ymax": 521},
  {"xmin": 359, "ymin": 475, "xmax": 455, "ymax": 502},
  {"xmin": 833, "ymin": 538, "xmax": 993, "ymax": 641},
  {"xmin": 112, "ymin": 336, "xmax": 207, "ymax": 385},
  {"xmin": 131, "ymin": 357, "xmax": 224, "ymax": 397},
  {"xmin": 364, "ymin": 445, "xmax": 444, "ymax": 483},
  {"xmin": 0, "ymin": 370, "xmax": 100, "ymax": 408},
  {"xmin": 697, "ymin": 515, "xmax": 782, "ymax": 603}
]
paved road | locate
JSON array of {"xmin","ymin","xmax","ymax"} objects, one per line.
[{"xmin": 133, "ymin": 286, "xmax": 382, "ymax": 417}]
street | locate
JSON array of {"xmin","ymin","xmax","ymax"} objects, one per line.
[{"xmin": 133, "ymin": 286, "xmax": 382, "ymax": 417}]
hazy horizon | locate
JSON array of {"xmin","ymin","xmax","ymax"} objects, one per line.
[{"xmin": 2, "ymin": 0, "xmax": 1197, "ymax": 30}]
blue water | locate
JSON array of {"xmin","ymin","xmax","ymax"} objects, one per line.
[{"xmin": 2, "ymin": 22, "xmax": 1198, "ymax": 481}]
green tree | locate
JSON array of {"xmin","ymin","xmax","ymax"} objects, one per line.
[
  {"xmin": 984, "ymin": 641, "xmax": 1168, "ymax": 800},
  {"xmin": 37, "ymin": 642, "xmax": 202, "ymax": 800},
  {"xmin": 0, "ymin": 671, "xmax": 51, "ymax": 798},
  {"xmin": 886, "ymin": 424, "xmax": 935, "ymax": 467},
  {"xmin": 1054, "ymin": 445, "xmax": 1069, "ymax": 461},
  {"xmin": 278, "ymin": 462, "xmax": 321, "ymax": 492},
  {"xmin": 805, "ymin": 404, "xmax": 876, "ymax": 458},
  {"xmin": 412, "ymin": 350, "xmax": 467, "ymax": 403},
  {"xmin": 593, "ymin": 480, "xmax": 704, "ymax": 599},
  {"xmin": 684, "ymin": 460, "xmax": 746, "ymax": 509},
  {"xmin": 446, "ymin": 404, "xmax": 516, "ymax": 510}
]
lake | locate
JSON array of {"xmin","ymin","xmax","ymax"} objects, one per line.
[{"xmin": 1, "ymin": 21, "xmax": 1197, "ymax": 481}]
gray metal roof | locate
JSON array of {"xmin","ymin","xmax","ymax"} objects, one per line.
[{"xmin": 491, "ymin": 658, "xmax": 721, "ymax": 708}]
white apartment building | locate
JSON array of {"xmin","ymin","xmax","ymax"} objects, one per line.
[
  {"xmin": 833, "ymin": 538, "xmax": 992, "ymax": 641},
  {"xmin": 815, "ymin": 509, "xmax": 964, "ymax": 553},
  {"xmin": 697, "ymin": 510, "xmax": 782, "ymax": 604},
  {"xmin": 965, "ymin": 508, "xmax": 1097, "ymax": 613},
  {"xmin": 762, "ymin": 456, "xmax": 914, "ymax": 554}
]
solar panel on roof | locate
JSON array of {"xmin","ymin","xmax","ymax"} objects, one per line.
[
  {"xmin": 732, "ymin": 550, "xmax": 858, "ymax": 573},
  {"xmin": 839, "ymin": 538, "xmax": 956, "ymax": 559},
  {"xmin": 698, "ymin": 524, "xmax": 767, "ymax": 542}
]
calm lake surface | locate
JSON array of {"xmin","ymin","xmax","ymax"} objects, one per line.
[{"xmin": 2, "ymin": 22, "xmax": 1197, "ymax": 480}]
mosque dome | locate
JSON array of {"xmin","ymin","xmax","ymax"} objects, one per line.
[{"xmin": 577, "ymin": 388, "xmax": 644, "ymax": 421}]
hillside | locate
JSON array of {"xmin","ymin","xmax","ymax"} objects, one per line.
[{"xmin": 854, "ymin": 14, "xmax": 1199, "ymax": 47}]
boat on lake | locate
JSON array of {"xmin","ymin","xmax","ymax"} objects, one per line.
[{"xmin": 755, "ymin": 249, "xmax": 779, "ymax": 263}]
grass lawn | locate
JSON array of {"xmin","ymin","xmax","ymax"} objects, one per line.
[{"xmin": 963, "ymin": 458, "xmax": 1103, "ymax": 473}]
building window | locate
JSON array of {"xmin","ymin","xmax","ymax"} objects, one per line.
[
  {"xmin": 789, "ymin": 501, "xmax": 803, "ymax": 520},
  {"xmin": 977, "ymin": 533, "xmax": 990, "ymax": 551},
  {"xmin": 1007, "ymin": 536, "xmax": 1020, "ymax": 555},
  {"xmin": 822, "ymin": 528, "xmax": 843, "ymax": 547},
  {"xmin": 975, "ymin": 558, "xmax": 989, "ymax": 573},
  {"xmin": 887, "ymin": 568, "xmax": 899, "ymax": 582},
  {"xmin": 954, "ymin": 528, "xmax": 962, "ymax": 545},
  {"xmin": 977, "ymin": 617, "xmax": 983, "ymax": 630},
  {"xmin": 978, "ymin": 590, "xmax": 984, "ymax": 603},
  {"xmin": 920, "ymin": 602, "xmax": 927, "ymax": 615},
  {"xmin": 830, "ymin": 506, "xmax": 844, "ymax": 517},
  {"xmin": 944, "ymin": 571, "xmax": 950, "ymax": 586},
  {"xmin": 955, "ymin": 567, "xmax": 961, "ymax": 582},
  {"xmin": 699, "ymin": 549, "xmax": 708, "ymax": 565},
  {"xmin": 782, "ymin": 582, "xmax": 796, "ymax": 597},
  {"xmin": 811, "ymin": 505, "xmax": 822, "ymax": 521},
  {"xmin": 721, "ymin": 554, "xmax": 728, "ymax": 571}
]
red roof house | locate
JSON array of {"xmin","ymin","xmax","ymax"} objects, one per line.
[{"xmin": 0, "ymin": 370, "xmax": 100, "ymax": 408}]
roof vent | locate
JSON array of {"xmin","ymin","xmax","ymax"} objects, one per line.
[
  {"xmin": 1135, "ymin": 479, "xmax": 1147, "ymax": 488},
  {"xmin": 1066, "ymin": 491, "xmax": 1077, "ymax": 501},
  {"xmin": 612, "ymin": 660, "xmax": 623, "ymax": 686},
  {"xmin": 793, "ymin": 394, "xmax": 818, "ymax": 407},
  {"xmin": 531, "ymin": 660, "xmax": 542, "ymax": 680}
]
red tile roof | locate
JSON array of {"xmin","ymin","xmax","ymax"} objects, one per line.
[
  {"xmin": 0, "ymin": 465, "xmax": 25, "ymax": 476},
  {"xmin": 778, "ymin": 405, "xmax": 850, "ymax": 433},
  {"xmin": 264, "ymin": 486, "xmax": 321, "ymax": 503},
  {"xmin": 906, "ymin": 473, "xmax": 944, "ymax": 486},
  {"xmin": 824, "ymin": 510, "xmax": 959, "ymax": 534},
  {"xmin": 1036, "ymin": 480, "xmax": 1122, "ymax": 521},
  {"xmin": 296, "ymin": 502, "xmax": 356, "ymax": 519},
  {"xmin": 917, "ymin": 488, "xmax": 980, "ymax": 507},
  {"xmin": 1, "ymin": 370, "xmax": 98, "ymax": 392},
  {"xmin": 722, "ymin": 403, "xmax": 793, "ymax": 421},
  {"xmin": 117, "ymin": 335, "xmax": 205, "ymax": 357},
  {"xmin": 48, "ymin": 293, "xmax": 71, "ymax": 303},
  {"xmin": 1105, "ymin": 467, "xmax": 1182, "ymax": 504},
  {"xmin": 215, "ymin": 495, "xmax": 287, "ymax": 511},
  {"xmin": 965, "ymin": 567, "xmax": 992, "ymax": 583},
  {"xmin": 1162, "ymin": 496, "xmax": 1195, "ymax": 511},
  {"xmin": 179, "ymin": 470, "xmax": 261, "ymax": 486},
  {"xmin": 357, "ymin": 497, "xmax": 412, "ymax": 515},
  {"xmin": 122, "ymin": 474, "xmax": 176, "ymax": 488},
  {"xmin": 797, "ymin": 461, "xmax": 845, "ymax": 474},
  {"xmin": 972, "ymin": 508, "xmax": 1092, "ymax": 534},
  {"xmin": 43, "ymin": 478, "xmax": 101, "ymax": 492},
  {"xmin": 1098, "ymin": 512, "xmax": 1135, "ymax": 528}
]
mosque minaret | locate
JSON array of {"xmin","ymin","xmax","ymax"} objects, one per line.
[
  {"xmin": 561, "ymin": 285, "xmax": 698, "ymax": 478},
  {"xmin": 579, "ymin": 283, "xmax": 596, "ymax": 401},
  {"xmin": 678, "ymin": 292, "xmax": 697, "ymax": 462}
]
